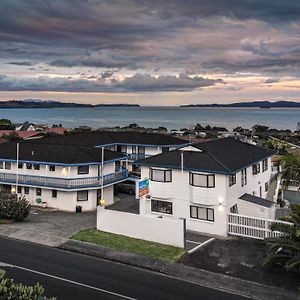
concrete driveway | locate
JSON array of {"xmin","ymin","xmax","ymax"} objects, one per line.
[{"xmin": 0, "ymin": 208, "xmax": 96, "ymax": 247}]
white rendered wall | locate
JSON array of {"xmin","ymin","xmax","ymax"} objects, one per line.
[
  {"xmin": 14, "ymin": 186, "xmax": 114, "ymax": 212},
  {"xmin": 139, "ymin": 156, "xmax": 273, "ymax": 237},
  {"xmin": 237, "ymin": 199, "xmax": 275, "ymax": 219},
  {"xmin": 97, "ymin": 207, "xmax": 185, "ymax": 248}
]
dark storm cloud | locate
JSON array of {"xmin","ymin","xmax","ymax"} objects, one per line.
[
  {"xmin": 0, "ymin": 0, "xmax": 300, "ymax": 92},
  {"xmin": 0, "ymin": 73, "xmax": 222, "ymax": 92},
  {"xmin": 7, "ymin": 61, "xmax": 33, "ymax": 66}
]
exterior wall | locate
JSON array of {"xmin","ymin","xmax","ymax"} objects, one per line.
[
  {"xmin": 97, "ymin": 207, "xmax": 185, "ymax": 248},
  {"xmin": 12, "ymin": 185, "xmax": 113, "ymax": 212},
  {"xmin": 3, "ymin": 161, "xmax": 114, "ymax": 179},
  {"xmin": 0, "ymin": 160, "xmax": 118, "ymax": 212},
  {"xmin": 237, "ymin": 199, "xmax": 276, "ymax": 219},
  {"xmin": 139, "ymin": 156, "xmax": 273, "ymax": 237}
]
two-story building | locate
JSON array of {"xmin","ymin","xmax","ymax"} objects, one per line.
[
  {"xmin": 137, "ymin": 137, "xmax": 275, "ymax": 236},
  {"xmin": 0, "ymin": 142, "xmax": 127, "ymax": 212},
  {"xmin": 33, "ymin": 131, "xmax": 190, "ymax": 176}
]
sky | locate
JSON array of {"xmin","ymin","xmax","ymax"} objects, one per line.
[{"xmin": 0, "ymin": 0, "xmax": 300, "ymax": 106}]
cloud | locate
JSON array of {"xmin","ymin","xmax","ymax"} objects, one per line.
[
  {"xmin": 7, "ymin": 61, "xmax": 33, "ymax": 66},
  {"xmin": 0, "ymin": 0, "xmax": 300, "ymax": 94},
  {"xmin": 0, "ymin": 73, "xmax": 222, "ymax": 93},
  {"xmin": 264, "ymin": 78, "xmax": 280, "ymax": 84}
]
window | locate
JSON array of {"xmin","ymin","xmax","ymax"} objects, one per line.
[
  {"xmin": 262, "ymin": 159, "xmax": 268, "ymax": 172},
  {"xmin": 162, "ymin": 147, "xmax": 169, "ymax": 153},
  {"xmin": 18, "ymin": 163, "xmax": 23, "ymax": 169},
  {"xmin": 241, "ymin": 168, "xmax": 247, "ymax": 187},
  {"xmin": 151, "ymin": 200, "xmax": 172, "ymax": 214},
  {"xmin": 17, "ymin": 186, "xmax": 22, "ymax": 194},
  {"xmin": 26, "ymin": 163, "xmax": 32, "ymax": 169},
  {"xmin": 52, "ymin": 190, "xmax": 57, "ymax": 198},
  {"xmin": 189, "ymin": 172, "xmax": 215, "ymax": 188},
  {"xmin": 150, "ymin": 168, "xmax": 172, "ymax": 182},
  {"xmin": 24, "ymin": 187, "xmax": 29, "ymax": 194},
  {"xmin": 36, "ymin": 188, "xmax": 42, "ymax": 196},
  {"xmin": 5, "ymin": 162, "xmax": 11, "ymax": 170},
  {"xmin": 121, "ymin": 145, "xmax": 127, "ymax": 153},
  {"xmin": 229, "ymin": 174, "xmax": 236, "ymax": 187},
  {"xmin": 265, "ymin": 182, "xmax": 269, "ymax": 192},
  {"xmin": 230, "ymin": 204, "xmax": 238, "ymax": 214},
  {"xmin": 49, "ymin": 165, "xmax": 55, "ymax": 171},
  {"xmin": 252, "ymin": 163, "xmax": 261, "ymax": 175},
  {"xmin": 78, "ymin": 165, "xmax": 89, "ymax": 175},
  {"xmin": 77, "ymin": 190, "xmax": 88, "ymax": 201},
  {"xmin": 34, "ymin": 164, "xmax": 40, "ymax": 170},
  {"xmin": 190, "ymin": 206, "xmax": 214, "ymax": 222},
  {"xmin": 0, "ymin": 162, "xmax": 3, "ymax": 169},
  {"xmin": 138, "ymin": 146, "xmax": 145, "ymax": 154},
  {"xmin": 132, "ymin": 146, "xmax": 137, "ymax": 154}
]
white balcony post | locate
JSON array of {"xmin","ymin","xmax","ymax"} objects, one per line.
[
  {"xmin": 15, "ymin": 142, "xmax": 19, "ymax": 194},
  {"xmin": 101, "ymin": 147, "xmax": 104, "ymax": 199}
]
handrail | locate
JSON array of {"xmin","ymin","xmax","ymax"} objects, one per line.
[{"xmin": 0, "ymin": 169, "xmax": 128, "ymax": 190}]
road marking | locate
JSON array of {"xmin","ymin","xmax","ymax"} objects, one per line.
[
  {"xmin": 186, "ymin": 239, "xmax": 200, "ymax": 245},
  {"xmin": 188, "ymin": 238, "xmax": 215, "ymax": 254},
  {"xmin": 0, "ymin": 261, "xmax": 137, "ymax": 300}
]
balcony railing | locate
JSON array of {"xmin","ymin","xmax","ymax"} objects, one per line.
[
  {"xmin": 0, "ymin": 169, "xmax": 128, "ymax": 190},
  {"xmin": 124, "ymin": 153, "xmax": 151, "ymax": 161}
]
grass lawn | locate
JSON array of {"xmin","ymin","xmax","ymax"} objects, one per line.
[{"xmin": 71, "ymin": 229, "xmax": 186, "ymax": 262}]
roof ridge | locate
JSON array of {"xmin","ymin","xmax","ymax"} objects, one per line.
[{"xmin": 203, "ymin": 150, "xmax": 232, "ymax": 172}]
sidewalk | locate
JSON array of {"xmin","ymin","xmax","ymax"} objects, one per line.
[{"xmin": 59, "ymin": 239, "xmax": 299, "ymax": 300}]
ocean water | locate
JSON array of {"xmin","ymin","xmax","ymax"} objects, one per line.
[{"xmin": 0, "ymin": 106, "xmax": 299, "ymax": 131}]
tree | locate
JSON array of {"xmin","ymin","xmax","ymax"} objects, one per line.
[
  {"xmin": 0, "ymin": 269, "xmax": 55, "ymax": 299},
  {"xmin": 263, "ymin": 204, "xmax": 300, "ymax": 273},
  {"xmin": 280, "ymin": 154, "xmax": 300, "ymax": 189}
]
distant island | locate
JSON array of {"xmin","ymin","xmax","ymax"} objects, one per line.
[
  {"xmin": 181, "ymin": 100, "xmax": 300, "ymax": 108},
  {"xmin": 0, "ymin": 99, "xmax": 140, "ymax": 108}
]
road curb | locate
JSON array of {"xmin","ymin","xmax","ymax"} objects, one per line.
[{"xmin": 59, "ymin": 239, "xmax": 299, "ymax": 300}]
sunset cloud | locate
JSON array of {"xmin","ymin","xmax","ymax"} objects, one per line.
[{"xmin": 0, "ymin": 0, "xmax": 300, "ymax": 104}]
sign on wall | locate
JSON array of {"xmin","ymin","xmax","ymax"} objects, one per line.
[{"xmin": 138, "ymin": 178, "xmax": 149, "ymax": 197}]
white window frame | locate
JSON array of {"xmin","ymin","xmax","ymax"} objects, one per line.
[{"xmin": 189, "ymin": 172, "xmax": 215, "ymax": 188}]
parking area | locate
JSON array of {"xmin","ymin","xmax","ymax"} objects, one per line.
[
  {"xmin": 107, "ymin": 193, "xmax": 139, "ymax": 214},
  {"xmin": 0, "ymin": 208, "xmax": 96, "ymax": 246},
  {"xmin": 185, "ymin": 231, "xmax": 215, "ymax": 252}
]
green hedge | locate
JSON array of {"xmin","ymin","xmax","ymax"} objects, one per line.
[{"xmin": 0, "ymin": 191, "xmax": 31, "ymax": 222}]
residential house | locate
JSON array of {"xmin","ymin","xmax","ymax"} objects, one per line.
[
  {"xmin": 0, "ymin": 142, "xmax": 127, "ymax": 212},
  {"xmin": 137, "ymin": 137, "xmax": 275, "ymax": 237}
]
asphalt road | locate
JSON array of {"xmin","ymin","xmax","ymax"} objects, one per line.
[{"xmin": 0, "ymin": 237, "xmax": 250, "ymax": 300}]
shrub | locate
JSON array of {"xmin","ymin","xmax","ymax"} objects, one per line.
[
  {"xmin": 0, "ymin": 269, "xmax": 55, "ymax": 300},
  {"xmin": 0, "ymin": 192, "xmax": 31, "ymax": 222}
]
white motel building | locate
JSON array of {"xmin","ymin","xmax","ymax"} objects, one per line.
[
  {"xmin": 0, "ymin": 131, "xmax": 188, "ymax": 212},
  {"xmin": 137, "ymin": 137, "xmax": 276, "ymax": 237}
]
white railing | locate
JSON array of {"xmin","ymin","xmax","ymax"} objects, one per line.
[{"xmin": 228, "ymin": 213, "xmax": 292, "ymax": 240}]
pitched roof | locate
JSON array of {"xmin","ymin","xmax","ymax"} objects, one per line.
[
  {"xmin": 0, "ymin": 142, "xmax": 125, "ymax": 165},
  {"xmin": 137, "ymin": 137, "xmax": 275, "ymax": 174},
  {"xmin": 239, "ymin": 193, "xmax": 275, "ymax": 208},
  {"xmin": 0, "ymin": 130, "xmax": 44, "ymax": 139},
  {"xmin": 27, "ymin": 131, "xmax": 189, "ymax": 147}
]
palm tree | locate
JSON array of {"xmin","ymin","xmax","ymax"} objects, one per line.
[{"xmin": 263, "ymin": 204, "xmax": 300, "ymax": 273}]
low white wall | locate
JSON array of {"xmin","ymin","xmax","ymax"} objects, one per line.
[{"xmin": 97, "ymin": 208, "xmax": 185, "ymax": 248}]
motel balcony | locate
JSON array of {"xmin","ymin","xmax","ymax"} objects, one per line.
[
  {"xmin": 124, "ymin": 153, "xmax": 151, "ymax": 161},
  {"xmin": 0, "ymin": 169, "xmax": 128, "ymax": 190}
]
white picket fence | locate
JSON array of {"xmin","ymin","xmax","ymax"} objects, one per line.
[{"xmin": 228, "ymin": 213, "xmax": 292, "ymax": 240}]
